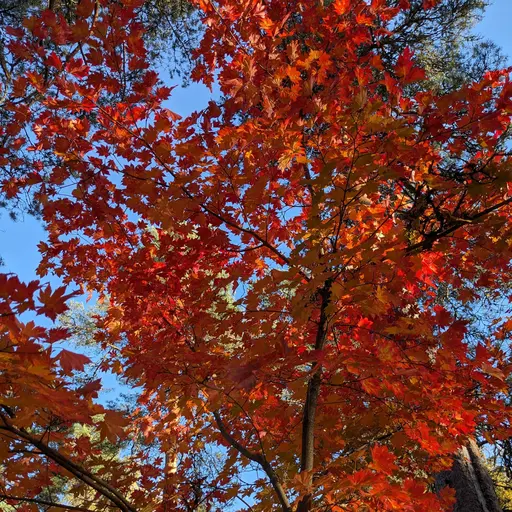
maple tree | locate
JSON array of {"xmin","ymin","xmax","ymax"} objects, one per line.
[
  {"xmin": 0, "ymin": 0, "xmax": 503, "ymax": 224},
  {"xmin": 2, "ymin": 0, "xmax": 512, "ymax": 510}
]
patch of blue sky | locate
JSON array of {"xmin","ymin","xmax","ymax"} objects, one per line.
[{"xmin": 474, "ymin": 0, "xmax": 512, "ymax": 59}]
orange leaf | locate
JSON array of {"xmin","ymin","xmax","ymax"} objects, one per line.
[
  {"xmin": 370, "ymin": 445, "xmax": 397, "ymax": 475},
  {"xmin": 59, "ymin": 349, "xmax": 91, "ymax": 373}
]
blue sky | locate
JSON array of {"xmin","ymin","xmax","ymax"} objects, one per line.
[{"xmin": 476, "ymin": 0, "xmax": 512, "ymax": 54}]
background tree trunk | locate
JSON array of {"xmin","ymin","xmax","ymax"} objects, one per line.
[{"xmin": 436, "ymin": 440, "xmax": 502, "ymax": 512}]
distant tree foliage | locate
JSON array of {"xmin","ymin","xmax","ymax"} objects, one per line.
[
  {"xmin": 140, "ymin": 0, "xmax": 201, "ymax": 81},
  {"xmin": 378, "ymin": 0, "xmax": 506, "ymax": 93}
]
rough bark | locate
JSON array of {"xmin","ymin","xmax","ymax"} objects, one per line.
[{"xmin": 436, "ymin": 440, "xmax": 502, "ymax": 512}]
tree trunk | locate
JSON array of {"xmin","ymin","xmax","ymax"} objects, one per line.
[{"xmin": 436, "ymin": 440, "xmax": 502, "ymax": 512}]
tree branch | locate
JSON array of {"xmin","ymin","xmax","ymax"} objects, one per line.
[
  {"xmin": 0, "ymin": 413, "xmax": 136, "ymax": 512},
  {"xmin": 212, "ymin": 411, "xmax": 291, "ymax": 512},
  {"xmin": 297, "ymin": 280, "xmax": 332, "ymax": 512},
  {"xmin": 0, "ymin": 494, "xmax": 94, "ymax": 511},
  {"xmin": 406, "ymin": 196, "xmax": 512, "ymax": 254}
]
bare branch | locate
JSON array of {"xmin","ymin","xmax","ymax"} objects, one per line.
[
  {"xmin": 0, "ymin": 494, "xmax": 94, "ymax": 512},
  {"xmin": 0, "ymin": 413, "xmax": 136, "ymax": 512},
  {"xmin": 212, "ymin": 411, "xmax": 291, "ymax": 512}
]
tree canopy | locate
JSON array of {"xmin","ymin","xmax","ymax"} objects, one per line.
[{"xmin": 1, "ymin": 0, "xmax": 512, "ymax": 511}]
